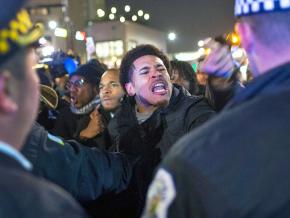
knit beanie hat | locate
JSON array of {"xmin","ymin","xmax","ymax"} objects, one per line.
[{"xmin": 70, "ymin": 60, "xmax": 105, "ymax": 87}]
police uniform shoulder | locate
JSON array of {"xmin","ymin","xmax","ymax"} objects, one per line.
[{"xmin": 47, "ymin": 133, "xmax": 64, "ymax": 146}]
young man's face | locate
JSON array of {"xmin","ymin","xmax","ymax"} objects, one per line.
[
  {"xmin": 68, "ymin": 75, "xmax": 98, "ymax": 108},
  {"xmin": 125, "ymin": 55, "xmax": 172, "ymax": 112},
  {"xmin": 196, "ymin": 71, "xmax": 208, "ymax": 86},
  {"xmin": 99, "ymin": 70, "xmax": 124, "ymax": 112}
]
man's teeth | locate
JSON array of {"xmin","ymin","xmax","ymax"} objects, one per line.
[{"xmin": 152, "ymin": 83, "xmax": 166, "ymax": 92}]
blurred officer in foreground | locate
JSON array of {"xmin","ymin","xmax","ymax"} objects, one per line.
[
  {"xmin": 0, "ymin": 1, "xmax": 87, "ymax": 217},
  {"xmin": 144, "ymin": 1, "xmax": 290, "ymax": 217}
]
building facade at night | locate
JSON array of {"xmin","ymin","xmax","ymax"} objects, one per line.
[
  {"xmin": 26, "ymin": 0, "xmax": 166, "ymax": 66},
  {"xmin": 88, "ymin": 20, "xmax": 166, "ymax": 68}
]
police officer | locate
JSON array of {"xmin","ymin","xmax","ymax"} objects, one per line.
[
  {"xmin": 0, "ymin": 0, "xmax": 87, "ymax": 217},
  {"xmin": 144, "ymin": 1, "xmax": 290, "ymax": 217}
]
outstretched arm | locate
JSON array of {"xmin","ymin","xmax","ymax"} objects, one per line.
[{"xmin": 22, "ymin": 122, "xmax": 133, "ymax": 202}]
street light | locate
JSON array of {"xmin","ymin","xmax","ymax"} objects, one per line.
[
  {"xmin": 144, "ymin": 13, "xmax": 150, "ymax": 20},
  {"xmin": 48, "ymin": 20, "xmax": 57, "ymax": 30},
  {"xmin": 168, "ymin": 32, "xmax": 176, "ymax": 41},
  {"xmin": 120, "ymin": 16, "xmax": 126, "ymax": 23},
  {"xmin": 111, "ymin": 7, "xmax": 117, "ymax": 14},
  {"xmin": 125, "ymin": 5, "xmax": 131, "ymax": 12},
  {"xmin": 197, "ymin": 40, "xmax": 204, "ymax": 47},
  {"xmin": 109, "ymin": 14, "xmax": 115, "ymax": 20},
  {"xmin": 138, "ymin": 10, "xmax": 144, "ymax": 16},
  {"xmin": 132, "ymin": 15, "xmax": 137, "ymax": 22},
  {"xmin": 97, "ymin": 9, "xmax": 105, "ymax": 18}
]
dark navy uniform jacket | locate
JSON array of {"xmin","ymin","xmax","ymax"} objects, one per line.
[
  {"xmin": 144, "ymin": 62, "xmax": 290, "ymax": 218},
  {"xmin": 0, "ymin": 152, "xmax": 88, "ymax": 218},
  {"xmin": 22, "ymin": 123, "xmax": 133, "ymax": 203}
]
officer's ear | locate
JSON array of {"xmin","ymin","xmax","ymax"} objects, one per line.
[
  {"xmin": 0, "ymin": 71, "xmax": 18, "ymax": 114},
  {"xmin": 125, "ymin": 82, "xmax": 136, "ymax": 96}
]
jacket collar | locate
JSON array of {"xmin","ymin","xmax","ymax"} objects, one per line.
[
  {"xmin": 0, "ymin": 141, "xmax": 32, "ymax": 171},
  {"xmin": 158, "ymin": 84, "xmax": 191, "ymax": 114},
  {"xmin": 226, "ymin": 62, "xmax": 290, "ymax": 109}
]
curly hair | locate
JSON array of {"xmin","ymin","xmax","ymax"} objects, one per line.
[
  {"xmin": 119, "ymin": 44, "xmax": 170, "ymax": 89},
  {"xmin": 170, "ymin": 60, "xmax": 199, "ymax": 95}
]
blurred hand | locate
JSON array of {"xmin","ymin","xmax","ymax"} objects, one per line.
[
  {"xmin": 80, "ymin": 105, "xmax": 104, "ymax": 140},
  {"xmin": 200, "ymin": 40, "xmax": 235, "ymax": 78}
]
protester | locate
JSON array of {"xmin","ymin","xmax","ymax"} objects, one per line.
[
  {"xmin": 170, "ymin": 60, "xmax": 199, "ymax": 95},
  {"xmin": 79, "ymin": 69, "xmax": 126, "ymax": 218},
  {"xmin": 107, "ymin": 44, "xmax": 215, "ymax": 217},
  {"xmin": 144, "ymin": 1, "xmax": 290, "ymax": 217},
  {"xmin": 52, "ymin": 61, "xmax": 107, "ymax": 148},
  {"xmin": 0, "ymin": 1, "xmax": 87, "ymax": 217},
  {"xmin": 79, "ymin": 68, "xmax": 125, "ymax": 149}
]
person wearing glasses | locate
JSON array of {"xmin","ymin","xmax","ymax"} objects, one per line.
[{"xmin": 52, "ymin": 61, "xmax": 108, "ymax": 149}]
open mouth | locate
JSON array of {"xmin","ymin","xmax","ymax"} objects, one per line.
[
  {"xmin": 151, "ymin": 81, "xmax": 168, "ymax": 95},
  {"xmin": 70, "ymin": 96, "xmax": 77, "ymax": 105},
  {"xmin": 101, "ymin": 96, "xmax": 112, "ymax": 102},
  {"xmin": 102, "ymin": 98, "xmax": 112, "ymax": 103}
]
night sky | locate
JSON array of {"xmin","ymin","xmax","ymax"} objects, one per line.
[{"xmin": 106, "ymin": 0, "xmax": 236, "ymax": 53}]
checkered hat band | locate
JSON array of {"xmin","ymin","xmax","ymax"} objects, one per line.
[{"xmin": 235, "ymin": 0, "xmax": 290, "ymax": 16}]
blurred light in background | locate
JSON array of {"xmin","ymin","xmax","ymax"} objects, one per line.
[
  {"xmin": 109, "ymin": 14, "xmax": 115, "ymax": 20},
  {"xmin": 75, "ymin": 31, "xmax": 86, "ymax": 41},
  {"xmin": 144, "ymin": 13, "xmax": 150, "ymax": 20},
  {"xmin": 240, "ymin": 65, "xmax": 248, "ymax": 81},
  {"xmin": 168, "ymin": 32, "xmax": 176, "ymax": 41},
  {"xmin": 125, "ymin": 5, "xmax": 131, "ymax": 12},
  {"xmin": 175, "ymin": 52, "xmax": 200, "ymax": 61},
  {"xmin": 97, "ymin": 9, "xmax": 105, "ymax": 17},
  {"xmin": 48, "ymin": 20, "xmax": 57, "ymax": 30},
  {"xmin": 197, "ymin": 40, "xmax": 205, "ymax": 47},
  {"xmin": 231, "ymin": 47, "xmax": 244, "ymax": 59},
  {"xmin": 39, "ymin": 37, "xmax": 48, "ymax": 46},
  {"xmin": 132, "ymin": 15, "xmax": 137, "ymax": 22},
  {"xmin": 226, "ymin": 32, "xmax": 241, "ymax": 46},
  {"xmin": 138, "ymin": 10, "xmax": 144, "ymax": 16},
  {"xmin": 111, "ymin": 7, "xmax": 117, "ymax": 14},
  {"xmin": 120, "ymin": 16, "xmax": 126, "ymax": 23},
  {"xmin": 54, "ymin": 27, "xmax": 68, "ymax": 38},
  {"xmin": 42, "ymin": 46, "xmax": 55, "ymax": 57}
]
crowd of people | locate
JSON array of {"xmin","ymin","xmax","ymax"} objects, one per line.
[{"xmin": 1, "ymin": 0, "xmax": 290, "ymax": 217}]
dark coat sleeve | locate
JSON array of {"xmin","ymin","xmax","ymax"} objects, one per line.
[
  {"xmin": 184, "ymin": 97, "xmax": 216, "ymax": 132},
  {"xmin": 22, "ymin": 123, "xmax": 133, "ymax": 202},
  {"xmin": 51, "ymin": 107, "xmax": 72, "ymax": 138},
  {"xmin": 205, "ymin": 75, "xmax": 236, "ymax": 112}
]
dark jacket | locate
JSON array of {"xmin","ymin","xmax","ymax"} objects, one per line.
[
  {"xmin": 0, "ymin": 152, "xmax": 88, "ymax": 218},
  {"xmin": 108, "ymin": 85, "xmax": 215, "ymax": 217},
  {"xmin": 205, "ymin": 75, "xmax": 236, "ymax": 111},
  {"xmin": 22, "ymin": 123, "xmax": 133, "ymax": 203},
  {"xmin": 52, "ymin": 106, "xmax": 111, "ymax": 149},
  {"xmin": 148, "ymin": 62, "xmax": 290, "ymax": 218}
]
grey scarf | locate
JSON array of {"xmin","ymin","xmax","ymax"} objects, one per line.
[{"xmin": 70, "ymin": 96, "xmax": 100, "ymax": 115}]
